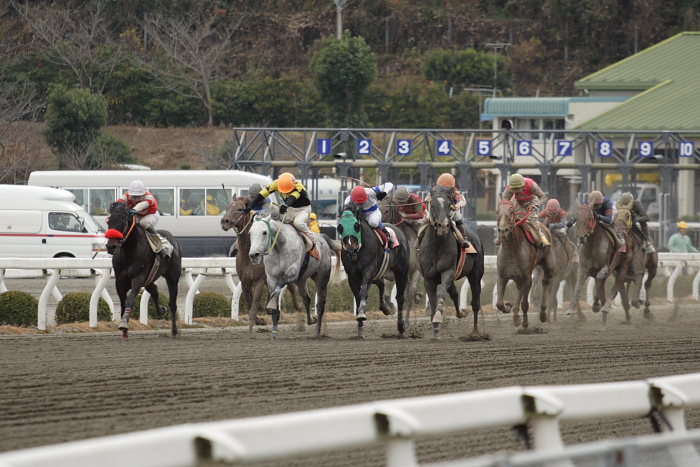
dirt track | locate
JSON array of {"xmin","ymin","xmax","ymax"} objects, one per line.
[{"xmin": 1, "ymin": 300, "xmax": 700, "ymax": 466}]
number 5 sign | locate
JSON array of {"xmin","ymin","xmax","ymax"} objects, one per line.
[{"xmin": 476, "ymin": 140, "xmax": 492, "ymax": 156}]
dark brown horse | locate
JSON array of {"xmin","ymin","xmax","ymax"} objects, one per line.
[
  {"xmin": 607, "ymin": 207, "xmax": 658, "ymax": 321},
  {"xmin": 220, "ymin": 195, "xmax": 303, "ymax": 333},
  {"xmin": 567, "ymin": 204, "xmax": 624, "ymax": 325},
  {"xmin": 532, "ymin": 224, "xmax": 578, "ymax": 322},
  {"xmin": 495, "ymin": 199, "xmax": 555, "ymax": 328},
  {"xmin": 379, "ymin": 198, "xmax": 422, "ymax": 323}
]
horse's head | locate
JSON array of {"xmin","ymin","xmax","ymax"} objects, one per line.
[
  {"xmin": 613, "ymin": 207, "xmax": 633, "ymax": 232},
  {"xmin": 221, "ymin": 194, "xmax": 250, "ymax": 232},
  {"xmin": 576, "ymin": 204, "xmax": 596, "ymax": 240},
  {"xmin": 337, "ymin": 210, "xmax": 362, "ymax": 259},
  {"xmin": 378, "ymin": 199, "xmax": 398, "ymax": 224},
  {"xmin": 429, "ymin": 186, "xmax": 452, "ymax": 237},
  {"xmin": 496, "ymin": 199, "xmax": 515, "ymax": 237},
  {"xmin": 248, "ymin": 212, "xmax": 274, "ymax": 264},
  {"xmin": 105, "ymin": 201, "xmax": 134, "ymax": 255}
]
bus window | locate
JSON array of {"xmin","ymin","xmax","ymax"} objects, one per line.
[
  {"xmin": 89, "ymin": 189, "xmax": 114, "ymax": 216},
  {"xmin": 151, "ymin": 188, "xmax": 174, "ymax": 216},
  {"xmin": 205, "ymin": 188, "xmax": 230, "ymax": 216},
  {"xmin": 180, "ymin": 188, "xmax": 205, "ymax": 216},
  {"xmin": 65, "ymin": 188, "xmax": 88, "ymax": 211}
]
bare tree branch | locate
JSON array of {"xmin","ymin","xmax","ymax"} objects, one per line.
[{"xmin": 145, "ymin": 11, "xmax": 241, "ymax": 126}]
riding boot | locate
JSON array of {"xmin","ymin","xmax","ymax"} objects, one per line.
[
  {"xmin": 381, "ymin": 225, "xmax": 396, "ymax": 249},
  {"xmin": 454, "ymin": 220, "xmax": 471, "ymax": 249},
  {"xmin": 302, "ymin": 231, "xmax": 320, "ymax": 260},
  {"xmin": 146, "ymin": 226, "xmax": 168, "ymax": 258},
  {"xmin": 536, "ymin": 222, "xmax": 550, "ymax": 247}
]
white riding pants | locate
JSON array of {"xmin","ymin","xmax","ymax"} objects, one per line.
[
  {"xmin": 365, "ymin": 209, "xmax": 382, "ymax": 228},
  {"xmin": 138, "ymin": 212, "xmax": 160, "ymax": 229}
]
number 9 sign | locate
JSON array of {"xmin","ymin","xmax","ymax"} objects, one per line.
[{"xmin": 639, "ymin": 141, "xmax": 654, "ymax": 158}]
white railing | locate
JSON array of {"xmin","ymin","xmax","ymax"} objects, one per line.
[
  {"xmin": 1, "ymin": 253, "xmax": 699, "ymax": 330},
  {"xmin": 0, "ymin": 372, "xmax": 698, "ymax": 467}
]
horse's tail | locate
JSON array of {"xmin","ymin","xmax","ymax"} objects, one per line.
[{"xmin": 321, "ymin": 233, "xmax": 342, "ymax": 283}]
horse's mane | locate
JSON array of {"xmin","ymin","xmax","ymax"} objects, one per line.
[
  {"xmin": 109, "ymin": 201, "xmax": 128, "ymax": 214},
  {"xmin": 431, "ymin": 185, "xmax": 453, "ymax": 199}
]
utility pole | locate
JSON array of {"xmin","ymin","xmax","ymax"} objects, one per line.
[
  {"xmin": 334, "ymin": 0, "xmax": 348, "ymax": 39},
  {"xmin": 485, "ymin": 43, "xmax": 511, "ymax": 98}
]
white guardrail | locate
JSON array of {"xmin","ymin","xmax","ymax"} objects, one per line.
[
  {"xmin": 0, "ymin": 372, "xmax": 698, "ymax": 467},
  {"xmin": 0, "ymin": 253, "xmax": 699, "ymax": 330}
]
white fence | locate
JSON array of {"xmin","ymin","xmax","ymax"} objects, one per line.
[
  {"xmin": 0, "ymin": 372, "xmax": 698, "ymax": 467},
  {"xmin": 1, "ymin": 253, "xmax": 699, "ymax": 330}
]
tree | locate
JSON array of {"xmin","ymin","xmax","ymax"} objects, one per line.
[
  {"xmin": 43, "ymin": 87, "xmax": 133, "ymax": 169},
  {"xmin": 144, "ymin": 11, "xmax": 240, "ymax": 126},
  {"xmin": 12, "ymin": 0, "xmax": 127, "ymax": 93},
  {"xmin": 310, "ymin": 32, "xmax": 376, "ymax": 127},
  {"xmin": 423, "ymin": 48, "xmax": 511, "ymax": 92}
]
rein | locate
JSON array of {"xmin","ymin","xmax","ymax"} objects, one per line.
[
  {"xmin": 235, "ymin": 211, "xmax": 254, "ymax": 235},
  {"xmin": 255, "ymin": 214, "xmax": 286, "ymax": 255}
]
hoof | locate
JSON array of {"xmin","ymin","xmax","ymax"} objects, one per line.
[
  {"xmin": 118, "ymin": 320, "xmax": 129, "ymax": 331},
  {"xmin": 539, "ymin": 310, "xmax": 547, "ymax": 323},
  {"xmin": 431, "ymin": 311, "xmax": 443, "ymax": 324},
  {"xmin": 156, "ymin": 305, "xmax": 168, "ymax": 318},
  {"xmin": 379, "ymin": 305, "xmax": 391, "ymax": 316},
  {"xmin": 592, "ymin": 303, "xmax": 600, "ymax": 313},
  {"xmin": 254, "ymin": 316, "xmax": 267, "ymax": 326},
  {"xmin": 513, "ymin": 314, "xmax": 521, "ymax": 328},
  {"xmin": 121, "ymin": 329, "xmax": 128, "ymax": 339},
  {"xmin": 265, "ymin": 307, "xmax": 277, "ymax": 316},
  {"xmin": 576, "ymin": 311, "xmax": 587, "ymax": 322},
  {"xmin": 307, "ymin": 316, "xmax": 318, "ymax": 325},
  {"xmin": 356, "ymin": 311, "xmax": 367, "ymax": 321},
  {"xmin": 456, "ymin": 308, "xmax": 467, "ymax": 319},
  {"xmin": 271, "ymin": 329, "xmax": 277, "ymax": 340}
]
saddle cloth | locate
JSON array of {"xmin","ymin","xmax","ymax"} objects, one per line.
[
  {"xmin": 599, "ymin": 223, "xmax": 626, "ymax": 252},
  {"xmin": 374, "ymin": 226, "xmax": 400, "ymax": 249},
  {"xmin": 450, "ymin": 221, "xmax": 477, "ymax": 254},
  {"xmin": 146, "ymin": 232, "xmax": 174, "ymax": 256}
]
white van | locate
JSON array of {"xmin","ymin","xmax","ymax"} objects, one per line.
[{"xmin": 0, "ymin": 185, "xmax": 106, "ymax": 258}]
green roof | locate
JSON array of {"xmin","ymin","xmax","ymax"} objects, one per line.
[
  {"xmin": 575, "ymin": 32, "xmax": 700, "ymax": 130},
  {"xmin": 480, "ymin": 97, "xmax": 626, "ymax": 121}
]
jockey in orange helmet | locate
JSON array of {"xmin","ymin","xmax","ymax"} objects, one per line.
[
  {"xmin": 245, "ymin": 172, "xmax": 320, "ymax": 260},
  {"xmin": 344, "ymin": 182, "xmax": 396, "ymax": 247},
  {"xmin": 419, "ymin": 173, "xmax": 470, "ymax": 249}
]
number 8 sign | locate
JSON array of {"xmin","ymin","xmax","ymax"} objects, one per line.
[{"xmin": 598, "ymin": 141, "xmax": 613, "ymax": 157}]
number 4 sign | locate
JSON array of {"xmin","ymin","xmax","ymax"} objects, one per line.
[{"xmin": 437, "ymin": 140, "xmax": 452, "ymax": 155}]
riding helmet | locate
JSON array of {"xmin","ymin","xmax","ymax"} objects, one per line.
[
  {"xmin": 394, "ymin": 187, "xmax": 410, "ymax": 203},
  {"xmin": 619, "ymin": 192, "xmax": 634, "ymax": 208},
  {"xmin": 278, "ymin": 173, "xmax": 296, "ymax": 194},
  {"xmin": 351, "ymin": 186, "xmax": 368, "ymax": 204},
  {"xmin": 508, "ymin": 173, "xmax": 525, "ymax": 189},
  {"xmin": 128, "ymin": 180, "xmax": 146, "ymax": 196},
  {"xmin": 436, "ymin": 173, "xmax": 455, "ymax": 188},
  {"xmin": 545, "ymin": 199, "xmax": 560, "ymax": 213},
  {"xmin": 588, "ymin": 190, "xmax": 604, "ymax": 205}
]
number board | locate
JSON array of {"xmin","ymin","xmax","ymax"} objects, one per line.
[
  {"xmin": 357, "ymin": 139, "xmax": 372, "ymax": 155},
  {"xmin": 317, "ymin": 138, "xmax": 332, "ymax": 155},
  {"xmin": 476, "ymin": 140, "xmax": 492, "ymax": 156},
  {"xmin": 598, "ymin": 141, "xmax": 614, "ymax": 157},
  {"xmin": 639, "ymin": 141, "xmax": 654, "ymax": 158},
  {"xmin": 437, "ymin": 140, "xmax": 452, "ymax": 156},
  {"xmin": 397, "ymin": 139, "xmax": 412, "ymax": 156},
  {"xmin": 517, "ymin": 140, "xmax": 532, "ymax": 156},
  {"xmin": 557, "ymin": 140, "xmax": 573, "ymax": 156},
  {"xmin": 679, "ymin": 141, "xmax": 695, "ymax": 158}
]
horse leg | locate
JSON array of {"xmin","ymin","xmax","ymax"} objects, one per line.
[
  {"xmin": 568, "ymin": 265, "xmax": 587, "ymax": 321},
  {"xmin": 296, "ymin": 281, "xmax": 315, "ymax": 326},
  {"xmin": 447, "ymin": 281, "xmax": 460, "ymax": 319},
  {"xmin": 467, "ymin": 270, "xmax": 482, "ymax": 335},
  {"xmin": 375, "ymin": 279, "xmax": 391, "ymax": 316},
  {"xmin": 144, "ymin": 283, "xmax": 162, "ymax": 319},
  {"xmin": 347, "ymin": 275, "xmax": 364, "ymax": 338},
  {"xmin": 265, "ymin": 281, "xmax": 284, "ymax": 339},
  {"xmin": 118, "ymin": 279, "xmax": 143, "ymax": 337},
  {"xmin": 314, "ymin": 270, "xmax": 330, "ymax": 338},
  {"xmin": 165, "ymin": 272, "xmax": 179, "ymax": 337},
  {"xmin": 620, "ymin": 281, "xmax": 632, "ymax": 323},
  {"xmin": 394, "ymin": 270, "xmax": 408, "ymax": 338},
  {"xmin": 424, "ymin": 278, "xmax": 439, "ymax": 338},
  {"xmin": 495, "ymin": 275, "xmax": 509, "ymax": 314},
  {"xmin": 520, "ymin": 277, "xmax": 533, "ymax": 329},
  {"xmin": 288, "ymin": 282, "xmax": 303, "ymax": 311},
  {"xmin": 596, "ymin": 277, "xmax": 608, "ymax": 328},
  {"xmin": 248, "ymin": 280, "xmax": 266, "ymax": 333}
]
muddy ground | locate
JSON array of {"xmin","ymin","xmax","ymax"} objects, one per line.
[{"xmin": 1, "ymin": 280, "xmax": 699, "ymax": 466}]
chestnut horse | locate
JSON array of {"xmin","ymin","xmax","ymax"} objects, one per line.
[{"xmin": 495, "ymin": 199, "xmax": 555, "ymax": 328}]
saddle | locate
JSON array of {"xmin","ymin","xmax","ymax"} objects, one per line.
[
  {"xmin": 514, "ymin": 211, "xmax": 550, "ymax": 247},
  {"xmin": 145, "ymin": 231, "xmax": 173, "ymax": 256},
  {"xmin": 599, "ymin": 222, "xmax": 626, "ymax": 252},
  {"xmin": 373, "ymin": 226, "xmax": 400, "ymax": 249}
]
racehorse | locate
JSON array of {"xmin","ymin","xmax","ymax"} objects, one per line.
[
  {"xmin": 221, "ymin": 195, "xmax": 305, "ymax": 332},
  {"xmin": 418, "ymin": 186, "xmax": 484, "ymax": 338},
  {"xmin": 606, "ymin": 207, "xmax": 658, "ymax": 321},
  {"xmin": 495, "ymin": 199, "xmax": 555, "ymax": 328},
  {"xmin": 532, "ymin": 224, "xmax": 578, "ymax": 322},
  {"xmin": 248, "ymin": 211, "xmax": 335, "ymax": 338},
  {"xmin": 105, "ymin": 202, "xmax": 181, "ymax": 339},
  {"xmin": 379, "ymin": 198, "xmax": 422, "ymax": 323},
  {"xmin": 337, "ymin": 207, "xmax": 410, "ymax": 338},
  {"xmin": 567, "ymin": 204, "xmax": 623, "ymax": 325}
]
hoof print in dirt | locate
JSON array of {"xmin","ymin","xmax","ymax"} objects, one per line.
[
  {"xmin": 515, "ymin": 327, "xmax": 547, "ymax": 335},
  {"xmin": 460, "ymin": 333, "xmax": 491, "ymax": 342}
]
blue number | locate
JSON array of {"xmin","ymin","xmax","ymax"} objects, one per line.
[
  {"xmin": 397, "ymin": 139, "xmax": 412, "ymax": 155},
  {"xmin": 557, "ymin": 140, "xmax": 573, "ymax": 156},
  {"xmin": 517, "ymin": 140, "xmax": 532, "ymax": 156},
  {"xmin": 317, "ymin": 138, "xmax": 331, "ymax": 155},
  {"xmin": 477, "ymin": 140, "xmax": 492, "ymax": 156},
  {"xmin": 680, "ymin": 141, "xmax": 694, "ymax": 157},
  {"xmin": 358, "ymin": 139, "xmax": 371, "ymax": 155},
  {"xmin": 598, "ymin": 141, "xmax": 613, "ymax": 157},
  {"xmin": 437, "ymin": 140, "xmax": 452, "ymax": 155},
  {"xmin": 639, "ymin": 141, "xmax": 654, "ymax": 158}
]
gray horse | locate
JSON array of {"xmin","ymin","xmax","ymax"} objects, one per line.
[
  {"xmin": 379, "ymin": 198, "xmax": 422, "ymax": 323},
  {"xmin": 567, "ymin": 204, "xmax": 624, "ymax": 325},
  {"xmin": 419, "ymin": 186, "xmax": 484, "ymax": 338},
  {"xmin": 220, "ymin": 195, "xmax": 304, "ymax": 333},
  {"xmin": 495, "ymin": 199, "xmax": 556, "ymax": 328},
  {"xmin": 248, "ymin": 211, "xmax": 335, "ymax": 338}
]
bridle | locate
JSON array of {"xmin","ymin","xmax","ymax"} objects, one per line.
[{"xmin": 105, "ymin": 210, "xmax": 137, "ymax": 248}]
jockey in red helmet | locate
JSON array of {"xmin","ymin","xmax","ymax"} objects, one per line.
[{"xmin": 344, "ymin": 182, "xmax": 396, "ymax": 248}]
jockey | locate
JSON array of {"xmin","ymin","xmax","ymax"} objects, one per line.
[
  {"xmin": 617, "ymin": 192, "xmax": 655, "ymax": 253},
  {"xmin": 117, "ymin": 180, "xmax": 168, "ymax": 258},
  {"xmin": 245, "ymin": 172, "xmax": 320, "ymax": 260},
  {"xmin": 309, "ymin": 212, "xmax": 321, "ymax": 233},
  {"xmin": 417, "ymin": 173, "xmax": 470, "ymax": 249},
  {"xmin": 589, "ymin": 190, "xmax": 625, "ymax": 278},
  {"xmin": 247, "ymin": 182, "xmax": 270, "ymax": 214},
  {"xmin": 501, "ymin": 173, "xmax": 549, "ymax": 247},
  {"xmin": 538, "ymin": 198, "xmax": 577, "ymax": 260},
  {"xmin": 343, "ymin": 182, "xmax": 396, "ymax": 248},
  {"xmin": 393, "ymin": 187, "xmax": 426, "ymax": 222}
]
